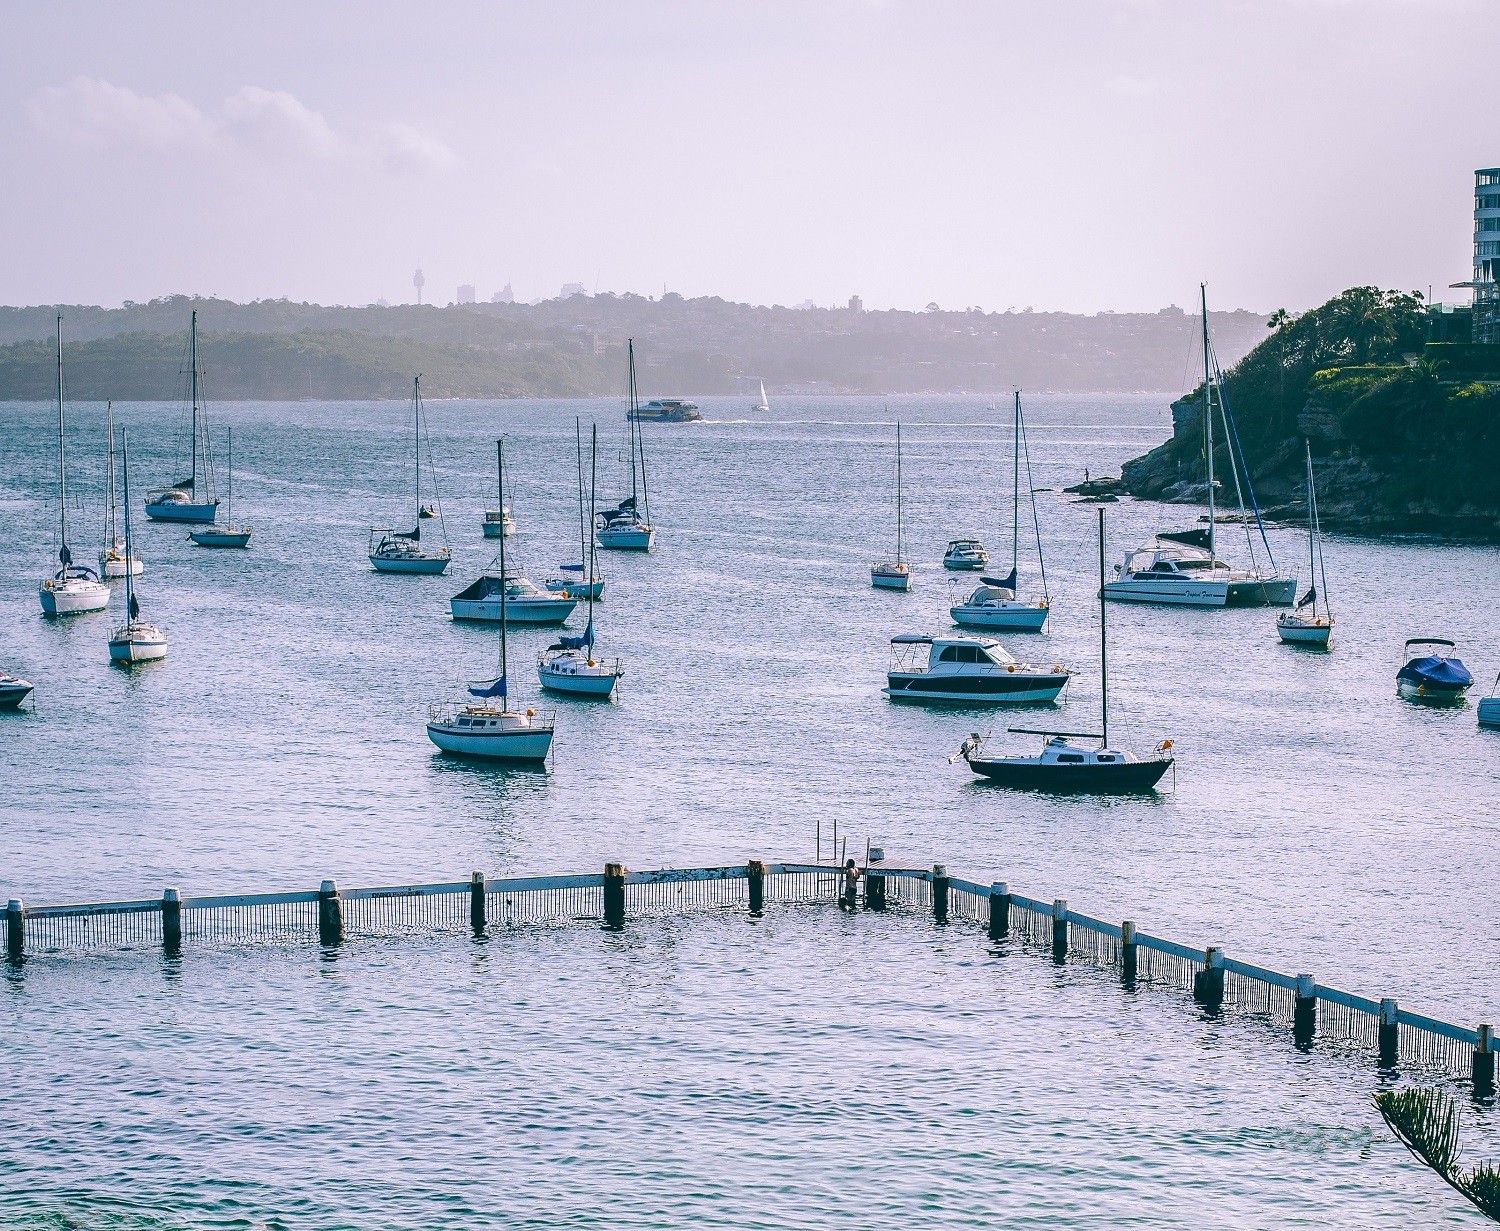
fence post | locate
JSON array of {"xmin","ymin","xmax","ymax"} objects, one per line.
[
  {"xmin": 318, "ymin": 880, "xmax": 343, "ymax": 947},
  {"xmin": 1051, "ymin": 899, "xmax": 1068, "ymax": 963},
  {"xmin": 987, "ymin": 881, "xmax": 1010, "ymax": 941},
  {"xmin": 866, "ymin": 865, "xmax": 886, "ymax": 912},
  {"xmin": 1294, "ymin": 974, "xmax": 1317, "ymax": 1049},
  {"xmin": 1378, "ymin": 999, "xmax": 1399, "ymax": 1068},
  {"xmin": 5, "ymin": 899, "xmax": 22, "ymax": 964},
  {"xmin": 603, "ymin": 863, "xmax": 626, "ymax": 930},
  {"xmin": 470, "ymin": 871, "xmax": 486, "ymax": 936},
  {"xmin": 746, "ymin": 860, "xmax": 766, "ymax": 917},
  {"xmin": 162, "ymin": 888, "xmax": 182, "ymax": 956},
  {"xmin": 1474, "ymin": 1025, "xmax": 1496, "ymax": 1099},
  {"xmin": 1195, "ymin": 947, "xmax": 1225, "ymax": 1011},
  {"xmin": 1121, "ymin": 920, "xmax": 1137, "ymax": 984},
  {"xmin": 932, "ymin": 864, "xmax": 949, "ymax": 926}
]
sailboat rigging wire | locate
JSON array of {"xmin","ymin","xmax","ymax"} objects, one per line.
[
  {"xmin": 1208, "ymin": 340, "xmax": 1280, "ymax": 573},
  {"xmin": 1312, "ymin": 447, "xmax": 1332, "ymax": 617},
  {"xmin": 1017, "ymin": 401, "xmax": 1050, "ymax": 608},
  {"xmin": 415, "ymin": 382, "xmax": 449, "ymax": 542}
]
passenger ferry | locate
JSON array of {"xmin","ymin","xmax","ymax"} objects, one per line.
[{"xmin": 627, "ymin": 399, "xmax": 702, "ymax": 423}]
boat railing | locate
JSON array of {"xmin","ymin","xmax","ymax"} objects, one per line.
[{"xmin": 5, "ymin": 861, "xmax": 1496, "ymax": 1092}]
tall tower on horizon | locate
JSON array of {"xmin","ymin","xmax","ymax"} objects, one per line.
[
  {"xmin": 1472, "ymin": 169, "xmax": 1500, "ymax": 344},
  {"xmin": 413, "ymin": 267, "xmax": 425, "ymax": 306}
]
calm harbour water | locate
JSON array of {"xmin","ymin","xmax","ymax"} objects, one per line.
[{"xmin": 2, "ymin": 393, "xmax": 1498, "ymax": 1226}]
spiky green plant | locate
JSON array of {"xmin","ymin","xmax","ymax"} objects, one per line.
[{"xmin": 1375, "ymin": 1087, "xmax": 1500, "ymax": 1220}]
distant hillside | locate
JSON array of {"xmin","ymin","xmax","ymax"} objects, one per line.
[
  {"xmin": 0, "ymin": 293, "xmax": 1269, "ymax": 399},
  {"xmin": 1121, "ymin": 287, "xmax": 1500, "ymax": 539}
]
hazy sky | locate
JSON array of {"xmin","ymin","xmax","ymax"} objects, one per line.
[{"xmin": 2, "ymin": 0, "xmax": 1495, "ymax": 313}]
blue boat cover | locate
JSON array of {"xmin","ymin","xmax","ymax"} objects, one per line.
[
  {"xmin": 559, "ymin": 562, "xmax": 584, "ymax": 572},
  {"xmin": 558, "ymin": 619, "xmax": 595, "ymax": 651},
  {"xmin": 981, "ymin": 569, "xmax": 1018, "ymax": 591},
  {"xmin": 469, "ymin": 675, "xmax": 507, "ymax": 698},
  {"xmin": 1398, "ymin": 655, "xmax": 1473, "ymax": 688}
]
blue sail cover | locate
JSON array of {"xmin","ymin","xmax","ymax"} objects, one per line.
[
  {"xmin": 59, "ymin": 544, "xmax": 72, "ymax": 565},
  {"xmin": 1398, "ymin": 656, "xmax": 1473, "ymax": 689},
  {"xmin": 1296, "ymin": 585, "xmax": 1317, "ymax": 609},
  {"xmin": 559, "ymin": 562, "xmax": 585, "ymax": 572},
  {"xmin": 558, "ymin": 619, "xmax": 595, "ymax": 651},
  {"xmin": 128, "ymin": 593, "xmax": 140, "ymax": 620},
  {"xmin": 469, "ymin": 675, "xmax": 507, "ymax": 698},
  {"xmin": 982, "ymin": 569, "xmax": 1018, "ymax": 591}
]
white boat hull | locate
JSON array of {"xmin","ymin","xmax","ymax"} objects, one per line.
[
  {"xmin": 951, "ymin": 601, "xmax": 1048, "ymax": 632},
  {"xmin": 99, "ymin": 550, "xmax": 144, "ymax": 578},
  {"xmin": 109, "ymin": 624, "xmax": 168, "ymax": 663},
  {"xmin": 871, "ymin": 565, "xmax": 912, "ymax": 591},
  {"xmin": 39, "ymin": 579, "xmax": 111, "ymax": 616},
  {"xmin": 1479, "ymin": 698, "xmax": 1500, "ymax": 729},
  {"xmin": 545, "ymin": 577, "xmax": 604, "ymax": 600},
  {"xmin": 1103, "ymin": 577, "xmax": 1230, "ymax": 607},
  {"xmin": 371, "ymin": 553, "xmax": 451, "ymax": 574},
  {"xmin": 427, "ymin": 721, "xmax": 553, "ymax": 761},
  {"xmin": 450, "ymin": 596, "xmax": 577, "ymax": 625},
  {"xmin": 145, "ymin": 499, "xmax": 218, "ymax": 524},
  {"xmin": 1277, "ymin": 615, "xmax": 1332, "ymax": 646},
  {"xmin": 598, "ymin": 525, "xmax": 654, "ymax": 551},
  {"xmin": 539, "ymin": 660, "xmax": 622, "ymax": 697}
]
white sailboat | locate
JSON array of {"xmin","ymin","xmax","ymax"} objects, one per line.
[
  {"xmin": 99, "ymin": 402, "xmax": 144, "ymax": 578},
  {"xmin": 546, "ymin": 419, "xmax": 606, "ymax": 599},
  {"xmin": 597, "ymin": 339, "xmax": 656, "ymax": 551},
  {"xmin": 428, "ymin": 437, "xmax": 555, "ymax": 763},
  {"xmin": 540, "ymin": 424, "xmax": 624, "ymax": 698},
  {"xmin": 189, "ymin": 426, "xmax": 252, "ymax": 548},
  {"xmin": 369, "ymin": 375, "xmax": 451, "ymax": 574},
  {"xmin": 871, "ymin": 421, "xmax": 912, "ymax": 591},
  {"xmin": 751, "ymin": 380, "xmax": 770, "ymax": 412},
  {"xmin": 108, "ymin": 429, "xmax": 168, "ymax": 664},
  {"xmin": 39, "ymin": 316, "xmax": 110, "ymax": 617},
  {"xmin": 951, "ymin": 391, "xmax": 1050, "ymax": 632},
  {"xmin": 1277, "ymin": 441, "xmax": 1334, "ymax": 647},
  {"xmin": 1104, "ymin": 286, "xmax": 1296, "ymax": 608},
  {"xmin": 145, "ymin": 311, "xmax": 219, "ymax": 523}
]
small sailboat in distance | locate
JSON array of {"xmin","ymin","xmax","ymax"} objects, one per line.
[
  {"xmin": 871, "ymin": 421, "xmax": 912, "ymax": 591},
  {"xmin": 597, "ymin": 340, "xmax": 656, "ymax": 551},
  {"xmin": 39, "ymin": 316, "xmax": 110, "ymax": 617},
  {"xmin": 145, "ymin": 311, "xmax": 220, "ymax": 523},
  {"xmin": 1277, "ymin": 441, "xmax": 1332, "ymax": 647},
  {"xmin": 369, "ymin": 375, "xmax": 451, "ymax": 574},
  {"xmin": 546, "ymin": 420, "xmax": 605, "ymax": 600},
  {"xmin": 99, "ymin": 402, "xmax": 144, "ymax": 577},
  {"xmin": 752, "ymin": 380, "xmax": 770, "ymax": 412},
  {"xmin": 428, "ymin": 438, "xmax": 555, "ymax": 762},
  {"xmin": 108, "ymin": 429, "xmax": 168, "ymax": 664},
  {"xmin": 189, "ymin": 426, "xmax": 252, "ymax": 548},
  {"xmin": 956, "ymin": 508, "xmax": 1174, "ymax": 792}
]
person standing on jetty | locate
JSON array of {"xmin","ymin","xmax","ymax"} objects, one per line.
[{"xmin": 841, "ymin": 859, "xmax": 862, "ymax": 911}]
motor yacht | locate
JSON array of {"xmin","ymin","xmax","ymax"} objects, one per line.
[
  {"xmin": 942, "ymin": 538, "xmax": 989, "ymax": 571},
  {"xmin": 1397, "ymin": 638, "xmax": 1473, "ymax": 704},
  {"xmin": 0, "ymin": 674, "xmax": 35, "ymax": 709},
  {"xmin": 451, "ymin": 567, "xmax": 577, "ymax": 625},
  {"xmin": 884, "ymin": 634, "xmax": 1070, "ymax": 704},
  {"xmin": 481, "ymin": 507, "xmax": 516, "ymax": 538}
]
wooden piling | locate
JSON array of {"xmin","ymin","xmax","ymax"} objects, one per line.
[
  {"xmin": 1294, "ymin": 973, "xmax": 1317, "ymax": 1049},
  {"xmin": 317, "ymin": 879, "xmax": 343, "ymax": 946},
  {"xmin": 161, "ymin": 888, "xmax": 182, "ymax": 956},
  {"xmin": 1121, "ymin": 920, "xmax": 1137, "ymax": 984},
  {"xmin": 1378, "ymin": 998, "xmax": 1398, "ymax": 1068},
  {"xmin": 1474, "ymin": 1024, "xmax": 1495, "ymax": 1099},
  {"xmin": 470, "ymin": 871, "xmax": 486, "ymax": 935},
  {"xmin": 932, "ymin": 864, "xmax": 949, "ymax": 925},
  {"xmin": 5, "ymin": 899, "xmax": 22, "ymax": 964},
  {"xmin": 987, "ymin": 881, "xmax": 1010, "ymax": 940},
  {"xmin": 603, "ymin": 863, "xmax": 626, "ymax": 930},
  {"xmin": 866, "ymin": 866, "xmax": 886, "ymax": 912},
  {"xmin": 1195, "ymin": 947, "xmax": 1225, "ymax": 1010},
  {"xmin": 746, "ymin": 860, "xmax": 766, "ymax": 917},
  {"xmin": 1051, "ymin": 899, "xmax": 1068, "ymax": 962}
]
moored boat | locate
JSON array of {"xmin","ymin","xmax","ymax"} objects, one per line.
[
  {"xmin": 1276, "ymin": 441, "xmax": 1333, "ymax": 647},
  {"xmin": 99, "ymin": 403, "xmax": 144, "ymax": 578},
  {"xmin": 884, "ymin": 634, "xmax": 1070, "ymax": 705},
  {"xmin": 1479, "ymin": 675, "xmax": 1500, "ymax": 729},
  {"xmin": 451, "ymin": 569, "xmax": 578, "ymax": 625},
  {"xmin": 0, "ymin": 674, "xmax": 35, "ymax": 709},
  {"xmin": 871, "ymin": 421, "xmax": 912, "ymax": 591},
  {"xmin": 145, "ymin": 311, "xmax": 220, "ymax": 523},
  {"xmin": 369, "ymin": 375, "xmax": 450, "ymax": 574},
  {"xmin": 942, "ymin": 538, "xmax": 989, "ymax": 571},
  {"xmin": 107, "ymin": 429, "xmax": 168, "ymax": 665},
  {"xmin": 1397, "ymin": 638, "xmax": 1473, "ymax": 704},
  {"xmin": 599, "ymin": 340, "xmax": 657, "ymax": 551},
  {"xmin": 189, "ymin": 426, "xmax": 252, "ymax": 549}
]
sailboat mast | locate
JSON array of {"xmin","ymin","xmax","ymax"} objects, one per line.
[
  {"xmin": 1011, "ymin": 391, "xmax": 1021, "ymax": 578},
  {"xmin": 190, "ymin": 311, "xmax": 200, "ymax": 495},
  {"xmin": 895, "ymin": 421, "xmax": 904, "ymax": 563},
  {"xmin": 1098, "ymin": 507, "xmax": 1109, "ymax": 749},
  {"xmin": 588, "ymin": 424, "xmax": 599, "ymax": 632},
  {"xmin": 575, "ymin": 419, "xmax": 586, "ymax": 572},
  {"xmin": 497, "ymin": 438, "xmax": 508, "ymax": 694},
  {"xmin": 56, "ymin": 315, "xmax": 68, "ymax": 558},
  {"xmin": 627, "ymin": 340, "xmax": 639, "ymax": 508},
  {"xmin": 105, "ymin": 401, "xmax": 116, "ymax": 548},
  {"xmin": 122, "ymin": 428, "xmax": 135, "ymax": 619},
  {"xmin": 1201, "ymin": 285, "xmax": 1216, "ymax": 565},
  {"xmin": 226, "ymin": 427, "xmax": 233, "ymax": 526},
  {"xmin": 413, "ymin": 376, "xmax": 421, "ymax": 523}
]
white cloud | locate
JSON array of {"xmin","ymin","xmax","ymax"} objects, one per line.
[{"xmin": 24, "ymin": 77, "xmax": 455, "ymax": 175}]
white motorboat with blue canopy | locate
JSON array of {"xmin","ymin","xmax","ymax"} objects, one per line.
[
  {"xmin": 429, "ymin": 437, "xmax": 555, "ymax": 764},
  {"xmin": 99, "ymin": 403, "xmax": 144, "ymax": 578},
  {"xmin": 1105, "ymin": 286, "xmax": 1295, "ymax": 609},
  {"xmin": 145, "ymin": 311, "xmax": 220, "ymax": 524},
  {"xmin": 1277, "ymin": 441, "xmax": 1333, "ymax": 646},
  {"xmin": 369, "ymin": 375, "xmax": 451, "ymax": 574},
  {"xmin": 1397, "ymin": 638, "xmax": 1473, "ymax": 704},
  {"xmin": 951, "ymin": 392, "xmax": 1050, "ymax": 631},
  {"xmin": 108, "ymin": 429, "xmax": 168, "ymax": 664},
  {"xmin": 884, "ymin": 633, "xmax": 1070, "ymax": 705},
  {"xmin": 871, "ymin": 421, "xmax": 913, "ymax": 591},
  {"xmin": 39, "ymin": 316, "xmax": 110, "ymax": 618},
  {"xmin": 957, "ymin": 508, "xmax": 1174, "ymax": 792},
  {"xmin": 0, "ymin": 674, "xmax": 35, "ymax": 710},
  {"xmin": 599, "ymin": 340, "xmax": 656, "ymax": 551},
  {"xmin": 540, "ymin": 425, "xmax": 624, "ymax": 698}
]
